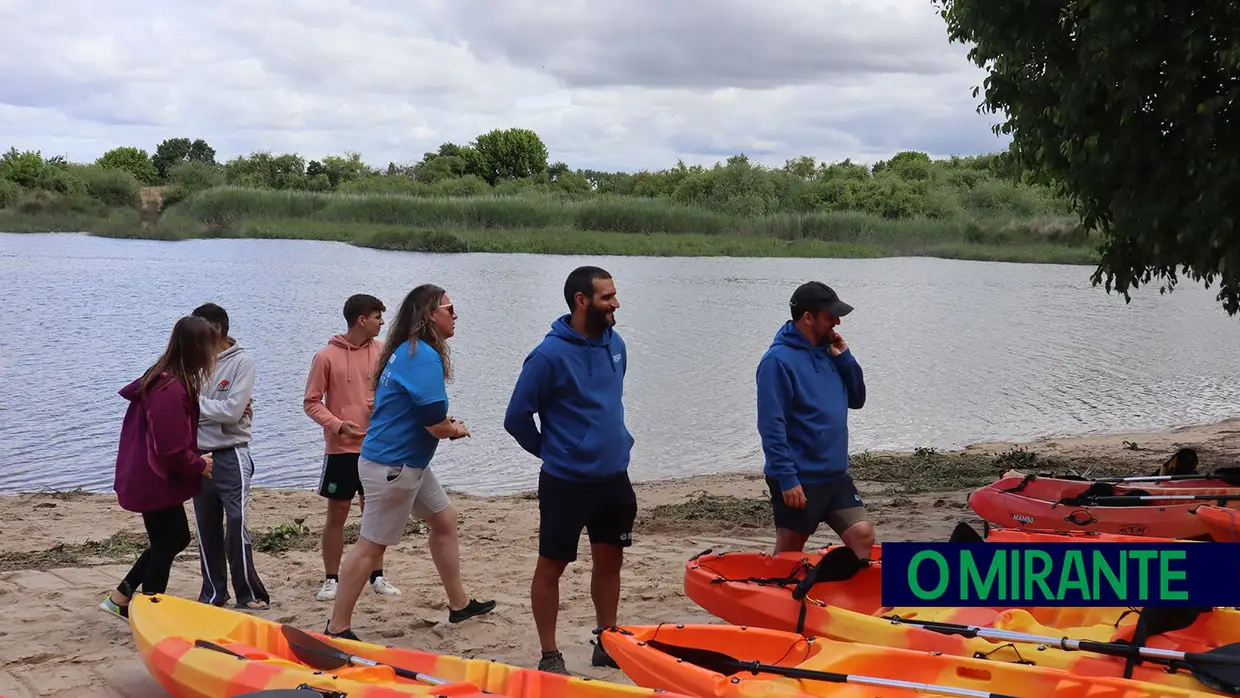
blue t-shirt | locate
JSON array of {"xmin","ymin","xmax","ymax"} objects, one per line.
[{"xmin": 360, "ymin": 339, "xmax": 448, "ymax": 468}]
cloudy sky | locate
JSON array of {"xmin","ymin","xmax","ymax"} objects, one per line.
[{"xmin": 0, "ymin": 0, "xmax": 1009, "ymax": 174}]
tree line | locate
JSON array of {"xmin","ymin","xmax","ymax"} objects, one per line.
[{"xmin": 1, "ymin": 126, "xmax": 1073, "ymax": 224}]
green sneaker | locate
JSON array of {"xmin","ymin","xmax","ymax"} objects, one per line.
[{"xmin": 99, "ymin": 597, "xmax": 129, "ymax": 620}]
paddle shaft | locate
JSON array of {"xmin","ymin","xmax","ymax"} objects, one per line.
[
  {"xmin": 888, "ymin": 617, "xmax": 1240, "ymax": 667},
  {"xmin": 1099, "ymin": 473, "xmax": 1240, "ymax": 484},
  {"xmin": 280, "ymin": 626, "xmax": 494, "ymax": 694},
  {"xmin": 724, "ymin": 659, "xmax": 1018, "ymax": 698},
  {"xmin": 1092, "ymin": 494, "xmax": 1240, "ymax": 503},
  {"xmin": 339, "ymin": 654, "xmax": 448, "ymax": 683}
]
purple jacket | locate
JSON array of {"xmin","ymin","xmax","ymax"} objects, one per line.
[{"xmin": 113, "ymin": 372, "xmax": 208, "ymax": 513}]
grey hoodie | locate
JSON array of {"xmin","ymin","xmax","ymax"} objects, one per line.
[{"xmin": 198, "ymin": 338, "xmax": 255, "ymax": 450}]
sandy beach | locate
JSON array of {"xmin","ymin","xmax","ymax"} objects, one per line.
[{"xmin": 2, "ymin": 418, "xmax": 1239, "ymax": 698}]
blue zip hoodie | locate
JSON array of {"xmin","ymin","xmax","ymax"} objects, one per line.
[
  {"xmin": 756, "ymin": 320, "xmax": 866, "ymax": 491},
  {"xmin": 504, "ymin": 314, "xmax": 633, "ymax": 482}
]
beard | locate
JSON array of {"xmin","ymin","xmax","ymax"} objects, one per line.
[{"xmin": 585, "ymin": 305, "xmax": 615, "ymax": 333}]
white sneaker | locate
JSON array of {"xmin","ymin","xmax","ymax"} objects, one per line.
[
  {"xmin": 371, "ymin": 576, "xmax": 401, "ymax": 595},
  {"xmin": 316, "ymin": 578, "xmax": 338, "ymax": 601}
]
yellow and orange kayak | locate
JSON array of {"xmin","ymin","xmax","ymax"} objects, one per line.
[
  {"xmin": 129, "ymin": 593, "xmax": 686, "ymax": 698},
  {"xmin": 598, "ymin": 623, "xmax": 1218, "ymax": 698},
  {"xmin": 683, "ymin": 547, "xmax": 1240, "ymax": 694}
]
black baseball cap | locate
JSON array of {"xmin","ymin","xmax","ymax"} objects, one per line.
[{"xmin": 789, "ymin": 281, "xmax": 853, "ymax": 317}]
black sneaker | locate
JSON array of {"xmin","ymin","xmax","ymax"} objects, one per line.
[
  {"xmin": 538, "ymin": 650, "xmax": 569, "ymax": 675},
  {"xmin": 324, "ymin": 622, "xmax": 360, "ymax": 641},
  {"xmin": 449, "ymin": 598, "xmax": 497, "ymax": 624},
  {"xmin": 591, "ymin": 641, "xmax": 619, "ymax": 669}
]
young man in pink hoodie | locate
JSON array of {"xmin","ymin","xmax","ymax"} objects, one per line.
[{"xmin": 304, "ymin": 294, "xmax": 401, "ymax": 601}]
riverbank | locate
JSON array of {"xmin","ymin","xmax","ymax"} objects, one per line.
[
  {"xmin": 3, "ymin": 418, "xmax": 1237, "ymax": 697},
  {"xmin": 0, "ymin": 185, "xmax": 1099, "ymax": 264}
]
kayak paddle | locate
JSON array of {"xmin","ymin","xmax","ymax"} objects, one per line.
[
  {"xmin": 1088, "ymin": 493, "xmax": 1240, "ymax": 505},
  {"xmin": 882, "ymin": 614, "xmax": 1240, "ymax": 694},
  {"xmin": 194, "ymin": 638, "xmax": 249, "ymax": 659},
  {"xmin": 280, "ymin": 625, "xmax": 491, "ymax": 692},
  {"xmin": 644, "ymin": 639, "xmax": 1021, "ymax": 698},
  {"xmin": 234, "ymin": 691, "xmax": 342, "ymax": 697}
]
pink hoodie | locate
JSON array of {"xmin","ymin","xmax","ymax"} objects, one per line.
[{"xmin": 303, "ymin": 334, "xmax": 382, "ymax": 454}]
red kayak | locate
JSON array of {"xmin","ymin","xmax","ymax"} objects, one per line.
[{"xmin": 966, "ymin": 475, "xmax": 1240, "ymax": 539}]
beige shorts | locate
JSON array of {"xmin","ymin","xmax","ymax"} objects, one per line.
[{"xmin": 357, "ymin": 456, "xmax": 450, "ymax": 546}]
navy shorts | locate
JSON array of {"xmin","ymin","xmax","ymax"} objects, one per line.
[{"xmin": 766, "ymin": 473, "xmax": 868, "ymax": 537}]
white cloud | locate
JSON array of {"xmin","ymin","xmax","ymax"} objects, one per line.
[{"xmin": 0, "ymin": 0, "xmax": 1008, "ymax": 173}]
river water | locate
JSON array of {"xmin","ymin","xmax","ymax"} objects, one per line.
[{"xmin": 1, "ymin": 232, "xmax": 1237, "ymax": 496}]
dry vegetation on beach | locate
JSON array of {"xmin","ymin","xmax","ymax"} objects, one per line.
[{"xmin": 2, "ymin": 419, "xmax": 1239, "ymax": 697}]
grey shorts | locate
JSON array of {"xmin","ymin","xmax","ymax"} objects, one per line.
[{"xmin": 357, "ymin": 455, "xmax": 451, "ymax": 546}]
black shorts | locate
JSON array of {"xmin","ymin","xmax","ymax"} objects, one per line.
[
  {"xmin": 538, "ymin": 469, "xmax": 638, "ymax": 563},
  {"xmin": 318, "ymin": 452, "xmax": 364, "ymax": 500},
  {"xmin": 766, "ymin": 474, "xmax": 868, "ymax": 537}
]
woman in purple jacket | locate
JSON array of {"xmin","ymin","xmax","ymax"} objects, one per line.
[{"xmin": 100, "ymin": 315, "xmax": 220, "ymax": 620}]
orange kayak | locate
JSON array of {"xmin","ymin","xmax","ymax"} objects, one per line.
[
  {"xmin": 598, "ymin": 623, "xmax": 1219, "ymax": 698},
  {"xmin": 966, "ymin": 475, "xmax": 1240, "ymax": 538},
  {"xmin": 684, "ymin": 547, "xmax": 1239, "ymax": 694},
  {"xmin": 129, "ymin": 593, "xmax": 683, "ymax": 698},
  {"xmin": 1195, "ymin": 505, "xmax": 1240, "ymax": 542}
]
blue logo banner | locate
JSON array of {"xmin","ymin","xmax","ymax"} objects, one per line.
[{"xmin": 879, "ymin": 542, "xmax": 1240, "ymax": 607}]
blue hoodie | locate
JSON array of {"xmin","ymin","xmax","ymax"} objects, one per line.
[
  {"xmin": 756, "ymin": 320, "xmax": 866, "ymax": 491},
  {"xmin": 504, "ymin": 314, "xmax": 633, "ymax": 482}
]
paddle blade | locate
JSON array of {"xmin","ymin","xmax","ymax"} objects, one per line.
[
  {"xmin": 949, "ymin": 522, "xmax": 986, "ymax": 543},
  {"xmin": 1188, "ymin": 643, "xmax": 1240, "ymax": 694},
  {"xmin": 645, "ymin": 639, "xmax": 765, "ymax": 677},
  {"xmin": 281, "ymin": 625, "xmax": 351, "ymax": 671},
  {"xmin": 1160, "ymin": 448, "xmax": 1200, "ymax": 476}
]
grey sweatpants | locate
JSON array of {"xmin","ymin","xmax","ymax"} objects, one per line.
[{"xmin": 192, "ymin": 445, "xmax": 269, "ymax": 607}]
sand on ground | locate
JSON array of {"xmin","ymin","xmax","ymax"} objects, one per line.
[{"xmin": 2, "ymin": 418, "xmax": 1239, "ymax": 697}]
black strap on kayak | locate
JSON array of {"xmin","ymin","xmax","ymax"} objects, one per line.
[
  {"xmin": 705, "ymin": 560, "xmax": 815, "ymax": 588},
  {"xmin": 999, "ymin": 474, "xmax": 1037, "ymax": 493},
  {"xmin": 1055, "ymin": 482, "xmax": 1151, "ymax": 506}
]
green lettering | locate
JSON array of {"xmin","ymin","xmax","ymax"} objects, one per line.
[
  {"xmin": 1159, "ymin": 550, "xmax": 1188, "ymax": 601},
  {"xmin": 1092, "ymin": 549, "xmax": 1126, "ymax": 599},
  {"xmin": 1010, "ymin": 547, "xmax": 1020, "ymax": 599},
  {"xmin": 962, "ymin": 550, "xmax": 1005, "ymax": 601},
  {"xmin": 1023, "ymin": 550, "xmax": 1054, "ymax": 601},
  {"xmin": 909, "ymin": 551, "xmax": 949, "ymax": 600},
  {"xmin": 1058, "ymin": 550, "xmax": 1089, "ymax": 601},
  {"xmin": 1129, "ymin": 550, "xmax": 1157, "ymax": 600}
]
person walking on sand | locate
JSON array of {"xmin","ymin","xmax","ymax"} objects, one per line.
[
  {"xmin": 756, "ymin": 281, "xmax": 872, "ymax": 560},
  {"xmin": 324, "ymin": 283, "xmax": 495, "ymax": 640},
  {"xmin": 304, "ymin": 293, "xmax": 402, "ymax": 601},
  {"xmin": 100, "ymin": 315, "xmax": 218, "ymax": 620},
  {"xmin": 503, "ymin": 265, "xmax": 635, "ymax": 675},
  {"xmin": 188, "ymin": 303, "xmax": 270, "ymax": 611}
]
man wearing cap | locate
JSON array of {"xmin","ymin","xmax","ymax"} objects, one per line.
[{"xmin": 755, "ymin": 281, "xmax": 872, "ymax": 559}]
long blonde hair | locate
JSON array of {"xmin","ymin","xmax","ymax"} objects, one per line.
[{"xmin": 373, "ymin": 283, "xmax": 452, "ymax": 390}]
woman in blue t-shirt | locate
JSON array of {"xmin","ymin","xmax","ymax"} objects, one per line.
[{"xmin": 323, "ymin": 283, "xmax": 495, "ymax": 641}]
